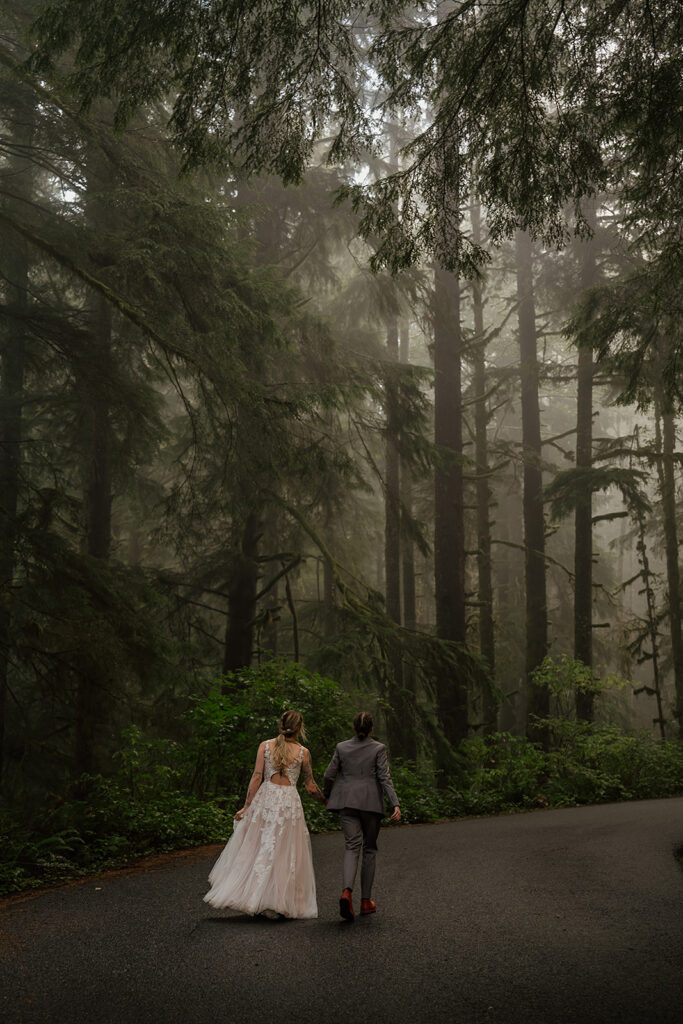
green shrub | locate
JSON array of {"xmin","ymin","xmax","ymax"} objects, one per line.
[
  {"xmin": 543, "ymin": 720, "xmax": 683, "ymax": 805},
  {"xmin": 2, "ymin": 661, "xmax": 682, "ymax": 897},
  {"xmin": 0, "ymin": 662, "xmax": 361, "ymax": 895},
  {"xmin": 185, "ymin": 660, "xmax": 359, "ymax": 799},
  {"xmin": 444, "ymin": 723, "xmax": 683, "ymax": 815},
  {"xmin": 389, "ymin": 760, "xmax": 443, "ymax": 823},
  {"xmin": 453, "ymin": 733, "xmax": 548, "ymax": 813},
  {"xmin": 0, "ymin": 783, "xmax": 237, "ymax": 895}
]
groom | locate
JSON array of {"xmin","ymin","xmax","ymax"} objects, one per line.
[{"xmin": 323, "ymin": 711, "xmax": 401, "ymax": 921}]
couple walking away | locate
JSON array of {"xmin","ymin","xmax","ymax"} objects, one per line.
[{"xmin": 203, "ymin": 710, "xmax": 401, "ymax": 921}]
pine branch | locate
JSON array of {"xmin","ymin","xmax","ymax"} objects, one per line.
[{"xmin": 0, "ymin": 208, "xmax": 196, "ymax": 365}]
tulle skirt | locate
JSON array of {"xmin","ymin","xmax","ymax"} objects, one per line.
[{"xmin": 204, "ymin": 781, "xmax": 318, "ymax": 919}]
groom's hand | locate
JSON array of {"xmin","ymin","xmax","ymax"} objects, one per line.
[{"xmin": 390, "ymin": 806, "xmax": 401, "ymax": 823}]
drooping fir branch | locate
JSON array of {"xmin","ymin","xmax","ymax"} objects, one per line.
[
  {"xmin": 0, "ymin": 207, "xmax": 196, "ymax": 365},
  {"xmin": 544, "ymin": 466, "xmax": 651, "ymax": 522}
]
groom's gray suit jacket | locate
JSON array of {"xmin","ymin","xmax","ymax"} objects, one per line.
[{"xmin": 323, "ymin": 736, "xmax": 399, "ymax": 816}]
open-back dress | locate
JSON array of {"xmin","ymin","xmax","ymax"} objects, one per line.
[{"xmin": 203, "ymin": 741, "xmax": 318, "ymax": 919}]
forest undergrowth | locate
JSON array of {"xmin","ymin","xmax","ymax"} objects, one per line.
[{"xmin": 1, "ymin": 664, "xmax": 682, "ymax": 897}]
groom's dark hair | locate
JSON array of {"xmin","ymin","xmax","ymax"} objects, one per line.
[{"xmin": 354, "ymin": 711, "xmax": 373, "ymax": 738}]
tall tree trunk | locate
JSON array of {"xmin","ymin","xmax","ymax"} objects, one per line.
[
  {"xmin": 0, "ymin": 96, "xmax": 34, "ymax": 786},
  {"xmin": 284, "ymin": 568, "xmax": 299, "ymax": 663},
  {"xmin": 433, "ymin": 265, "xmax": 468, "ymax": 744},
  {"xmin": 223, "ymin": 512, "xmax": 261, "ymax": 675},
  {"xmin": 399, "ymin": 318, "xmax": 417, "ymax": 636},
  {"xmin": 260, "ymin": 518, "xmax": 281, "ymax": 657},
  {"xmin": 74, "ymin": 146, "xmax": 116, "ymax": 778},
  {"xmin": 495, "ymin": 513, "xmax": 517, "ymax": 733},
  {"xmin": 633, "ymin": 496, "xmax": 666, "ymax": 740},
  {"xmin": 83, "ymin": 294, "xmax": 113, "ymax": 562},
  {"xmin": 515, "ymin": 230, "xmax": 549, "ymax": 739},
  {"xmin": 382, "ymin": 125, "xmax": 411, "ymax": 753},
  {"xmin": 0, "ymin": 238, "xmax": 28, "ymax": 789},
  {"xmin": 385, "ymin": 314, "xmax": 410, "ymax": 753},
  {"xmin": 574, "ymin": 207, "xmax": 597, "ymax": 720},
  {"xmin": 262, "ymin": 577, "xmax": 279, "ymax": 656},
  {"xmin": 399, "ymin": 317, "xmax": 417, "ymax": 760},
  {"xmin": 384, "ymin": 318, "xmax": 402, "ymax": 630},
  {"xmin": 323, "ymin": 554, "xmax": 335, "ymax": 638},
  {"xmin": 75, "ymin": 291, "xmax": 113, "ymax": 776},
  {"xmin": 656, "ymin": 400, "xmax": 683, "ymax": 738},
  {"xmin": 470, "ymin": 199, "xmax": 496, "ymax": 732}
]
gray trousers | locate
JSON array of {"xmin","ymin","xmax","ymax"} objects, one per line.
[{"xmin": 340, "ymin": 809, "xmax": 382, "ymax": 899}]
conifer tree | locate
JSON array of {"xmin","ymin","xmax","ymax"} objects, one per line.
[
  {"xmin": 469, "ymin": 197, "xmax": 496, "ymax": 730},
  {"xmin": 399, "ymin": 316, "xmax": 418, "ymax": 758},
  {"xmin": 433, "ymin": 262, "xmax": 468, "ymax": 743},
  {"xmin": 654, "ymin": 380, "xmax": 683, "ymax": 738},
  {"xmin": 573, "ymin": 204, "xmax": 598, "ymax": 721},
  {"xmin": 515, "ymin": 230, "xmax": 549, "ymax": 736},
  {"xmin": 0, "ymin": 79, "xmax": 34, "ymax": 783}
]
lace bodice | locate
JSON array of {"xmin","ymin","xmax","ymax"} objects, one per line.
[{"xmin": 264, "ymin": 741, "xmax": 303, "ymax": 786}]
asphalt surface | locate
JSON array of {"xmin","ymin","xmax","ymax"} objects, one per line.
[{"xmin": 1, "ymin": 797, "xmax": 682, "ymax": 1024}]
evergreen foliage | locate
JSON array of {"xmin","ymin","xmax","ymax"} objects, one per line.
[
  {"xmin": 0, "ymin": 0, "xmax": 681, "ymax": 892},
  {"xmin": 30, "ymin": 2, "xmax": 682, "ymax": 274}
]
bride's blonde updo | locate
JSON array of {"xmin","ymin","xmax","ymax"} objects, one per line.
[{"xmin": 271, "ymin": 710, "xmax": 306, "ymax": 772}]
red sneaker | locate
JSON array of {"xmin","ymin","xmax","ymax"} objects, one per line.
[
  {"xmin": 339, "ymin": 888, "xmax": 354, "ymax": 921},
  {"xmin": 360, "ymin": 899, "xmax": 376, "ymax": 915}
]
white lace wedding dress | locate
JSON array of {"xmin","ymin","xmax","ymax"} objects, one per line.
[{"xmin": 203, "ymin": 741, "xmax": 318, "ymax": 918}]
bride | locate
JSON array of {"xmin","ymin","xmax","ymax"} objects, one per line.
[{"xmin": 203, "ymin": 709, "xmax": 326, "ymax": 918}]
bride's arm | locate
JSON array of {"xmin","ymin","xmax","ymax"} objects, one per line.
[
  {"xmin": 234, "ymin": 741, "xmax": 266, "ymax": 820},
  {"xmin": 301, "ymin": 748, "xmax": 326, "ymax": 805}
]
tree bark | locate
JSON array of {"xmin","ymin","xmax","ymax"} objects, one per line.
[
  {"xmin": 323, "ymin": 554, "xmax": 335, "ymax": 638},
  {"xmin": 399, "ymin": 318, "xmax": 417, "ymax": 637},
  {"xmin": 262, "ymin": 577, "xmax": 279, "ymax": 656},
  {"xmin": 657, "ymin": 403, "xmax": 683, "ymax": 738},
  {"xmin": 223, "ymin": 512, "xmax": 261, "ymax": 675},
  {"xmin": 633, "ymin": 496, "xmax": 666, "ymax": 739},
  {"xmin": 75, "ymin": 290, "xmax": 113, "ymax": 777},
  {"xmin": 574, "ymin": 209, "xmax": 597, "ymax": 720},
  {"xmin": 433, "ymin": 264, "xmax": 468, "ymax": 744},
  {"xmin": 515, "ymin": 230, "xmax": 549, "ymax": 738},
  {"xmin": 83, "ymin": 295, "xmax": 113, "ymax": 562},
  {"xmin": 284, "ymin": 569, "xmax": 299, "ymax": 663},
  {"xmin": 384, "ymin": 317, "xmax": 402, "ymax": 630},
  {"xmin": 0, "ymin": 95, "xmax": 34, "ymax": 786},
  {"xmin": 260, "ymin": 518, "xmax": 281, "ymax": 657},
  {"xmin": 385, "ymin": 314, "xmax": 410, "ymax": 753},
  {"xmin": 0, "ymin": 237, "xmax": 28, "ymax": 787},
  {"xmin": 398, "ymin": 317, "xmax": 417, "ymax": 760},
  {"xmin": 470, "ymin": 200, "xmax": 496, "ymax": 732},
  {"xmin": 74, "ymin": 144, "xmax": 117, "ymax": 778}
]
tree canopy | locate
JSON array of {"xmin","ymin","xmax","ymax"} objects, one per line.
[{"xmin": 30, "ymin": 1, "xmax": 681, "ymax": 272}]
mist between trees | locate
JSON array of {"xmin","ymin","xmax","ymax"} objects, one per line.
[{"xmin": 1, "ymin": 1, "xmax": 682, "ymax": 891}]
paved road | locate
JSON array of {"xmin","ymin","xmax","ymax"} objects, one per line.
[{"xmin": 1, "ymin": 798, "xmax": 682, "ymax": 1024}]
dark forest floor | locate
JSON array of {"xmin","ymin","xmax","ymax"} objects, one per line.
[{"xmin": 1, "ymin": 797, "xmax": 682, "ymax": 1024}]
